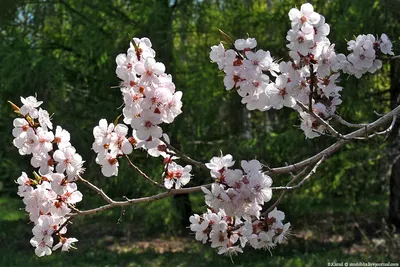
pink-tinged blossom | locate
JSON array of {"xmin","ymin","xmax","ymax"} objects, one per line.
[
  {"xmin": 51, "ymin": 173, "xmax": 68, "ymax": 195},
  {"xmin": 313, "ymin": 15, "xmax": 330, "ymax": 42},
  {"xmin": 17, "ymin": 172, "xmax": 33, "ymax": 197},
  {"xmin": 20, "ymin": 96, "xmax": 43, "ymax": 118},
  {"xmin": 60, "ymin": 182, "xmax": 83, "ymax": 204},
  {"xmin": 206, "ymin": 153, "xmax": 235, "ymax": 180},
  {"xmin": 316, "ymin": 44, "xmax": 338, "ymax": 77},
  {"xmin": 201, "ymin": 184, "xmax": 230, "ymax": 211},
  {"xmin": 54, "ymin": 126, "xmax": 71, "ymax": 149},
  {"xmin": 32, "ymin": 215, "xmax": 56, "ymax": 239},
  {"xmin": 130, "ymin": 110, "xmax": 163, "ymax": 140},
  {"xmin": 286, "ymin": 29, "xmax": 314, "ymax": 56},
  {"xmin": 134, "ymin": 57, "xmax": 166, "ymax": 84},
  {"xmin": 30, "ymin": 152, "xmax": 54, "ymax": 175},
  {"xmin": 33, "ymin": 127, "xmax": 54, "ymax": 154},
  {"xmin": 110, "ymin": 124, "xmax": 133, "ymax": 155},
  {"xmin": 38, "ymin": 108, "xmax": 53, "ymax": 130},
  {"xmin": 380, "ymin": 33, "xmax": 394, "ymax": 55},
  {"xmin": 53, "ymin": 237, "xmax": 78, "ymax": 252},
  {"xmin": 241, "ymin": 160, "xmax": 262, "ymax": 175},
  {"xmin": 189, "ymin": 214, "xmax": 210, "ymax": 244},
  {"xmin": 162, "ymin": 91, "xmax": 183, "ymax": 123},
  {"xmin": 30, "ymin": 235, "xmax": 53, "ymax": 257},
  {"xmin": 129, "ymin": 37, "xmax": 155, "ymax": 61},
  {"xmin": 266, "ymin": 75, "xmax": 296, "ymax": 109},
  {"xmin": 93, "ymin": 119, "xmax": 114, "ymax": 147},
  {"xmin": 12, "ymin": 118, "xmax": 31, "ymax": 139},
  {"xmin": 234, "ymin": 38, "xmax": 257, "ymax": 51},
  {"xmin": 210, "ymin": 43, "xmax": 227, "ymax": 70},
  {"xmin": 299, "ymin": 111, "xmax": 324, "ymax": 139},
  {"xmin": 257, "ymin": 230, "xmax": 276, "ymax": 250},
  {"xmin": 275, "ymin": 223, "xmax": 291, "ymax": 244},
  {"xmin": 248, "ymin": 172, "xmax": 273, "ymax": 204},
  {"xmin": 97, "ymin": 151, "xmax": 119, "ymax": 177},
  {"xmin": 13, "ymin": 128, "xmax": 39, "ymax": 155},
  {"xmin": 288, "ymin": 3, "xmax": 321, "ymax": 31},
  {"xmin": 163, "ymin": 162, "xmax": 192, "ymax": 189},
  {"xmin": 317, "ymin": 73, "xmax": 342, "ymax": 97},
  {"xmin": 53, "ymin": 146, "xmax": 84, "ymax": 180}
]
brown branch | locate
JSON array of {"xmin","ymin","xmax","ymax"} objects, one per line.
[
  {"xmin": 269, "ymin": 156, "xmax": 325, "ymax": 191},
  {"xmin": 124, "ymin": 155, "xmax": 164, "ymax": 188},
  {"xmin": 71, "ymin": 183, "xmax": 212, "ymax": 217},
  {"xmin": 54, "ymin": 216, "xmax": 73, "ymax": 235},
  {"xmin": 352, "ymin": 115, "xmax": 397, "ymax": 140},
  {"xmin": 266, "ymin": 104, "xmax": 400, "ymax": 175},
  {"xmin": 77, "ymin": 175, "xmax": 113, "ymax": 204},
  {"xmin": 264, "ymin": 166, "xmax": 309, "ymax": 215},
  {"xmin": 331, "ymin": 113, "xmax": 368, "ymax": 128}
]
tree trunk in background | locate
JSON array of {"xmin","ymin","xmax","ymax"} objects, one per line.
[
  {"xmin": 388, "ymin": 59, "xmax": 400, "ymax": 230},
  {"xmin": 147, "ymin": 1, "xmax": 193, "ymax": 233}
]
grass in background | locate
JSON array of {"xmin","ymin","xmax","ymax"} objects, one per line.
[{"xmin": 1, "ymin": 195, "xmax": 398, "ymax": 267}]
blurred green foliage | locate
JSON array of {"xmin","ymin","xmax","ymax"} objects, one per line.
[{"xmin": 0, "ymin": 0, "xmax": 399, "ymax": 243}]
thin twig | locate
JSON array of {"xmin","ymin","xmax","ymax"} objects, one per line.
[
  {"xmin": 124, "ymin": 155, "xmax": 164, "ymax": 188},
  {"xmin": 160, "ymin": 137, "xmax": 209, "ymax": 172},
  {"xmin": 77, "ymin": 175, "xmax": 114, "ymax": 204},
  {"xmin": 264, "ymin": 166, "xmax": 309, "ymax": 214},
  {"xmin": 297, "ymin": 101, "xmax": 346, "ymax": 139},
  {"xmin": 352, "ymin": 115, "xmax": 397, "ymax": 140},
  {"xmin": 71, "ymin": 183, "xmax": 212, "ymax": 217},
  {"xmin": 266, "ymin": 104, "xmax": 400, "ymax": 175},
  {"xmin": 54, "ymin": 217, "xmax": 73, "ymax": 235},
  {"xmin": 270, "ymin": 156, "xmax": 325, "ymax": 191},
  {"xmin": 331, "ymin": 114, "xmax": 368, "ymax": 128}
]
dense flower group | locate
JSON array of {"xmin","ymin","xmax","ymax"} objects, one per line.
[
  {"xmin": 188, "ymin": 154, "xmax": 290, "ymax": 255},
  {"xmin": 189, "ymin": 207, "xmax": 290, "ymax": 255},
  {"xmin": 210, "ymin": 3, "xmax": 394, "ymax": 139},
  {"xmin": 12, "ymin": 96, "xmax": 83, "ymax": 256},
  {"xmin": 93, "ymin": 37, "xmax": 192, "ymax": 186}
]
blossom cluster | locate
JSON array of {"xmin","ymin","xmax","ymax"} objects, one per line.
[
  {"xmin": 203, "ymin": 154, "xmax": 272, "ymax": 218},
  {"xmin": 189, "ymin": 154, "xmax": 290, "ymax": 255},
  {"xmin": 343, "ymin": 33, "xmax": 394, "ymax": 78},
  {"xmin": 163, "ymin": 159, "xmax": 192, "ymax": 189},
  {"xmin": 93, "ymin": 37, "xmax": 192, "ymax": 185},
  {"xmin": 92, "ymin": 119, "xmax": 134, "ymax": 177},
  {"xmin": 12, "ymin": 96, "xmax": 83, "ymax": 256},
  {"xmin": 210, "ymin": 3, "xmax": 395, "ymax": 139},
  {"xmin": 116, "ymin": 37, "xmax": 183, "ymax": 143},
  {"xmin": 189, "ymin": 206, "xmax": 290, "ymax": 255}
]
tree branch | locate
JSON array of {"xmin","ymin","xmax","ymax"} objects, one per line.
[
  {"xmin": 264, "ymin": 166, "xmax": 309, "ymax": 214},
  {"xmin": 297, "ymin": 101, "xmax": 347, "ymax": 139},
  {"xmin": 71, "ymin": 183, "xmax": 212, "ymax": 217},
  {"xmin": 77, "ymin": 175, "xmax": 113, "ymax": 204},
  {"xmin": 124, "ymin": 155, "xmax": 164, "ymax": 188},
  {"xmin": 72, "ymin": 105, "xmax": 400, "ymax": 218},
  {"xmin": 160, "ymin": 136, "xmax": 209, "ymax": 172},
  {"xmin": 331, "ymin": 113, "xmax": 368, "ymax": 128},
  {"xmin": 266, "ymin": 104, "xmax": 400, "ymax": 175},
  {"xmin": 269, "ymin": 156, "xmax": 325, "ymax": 191}
]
